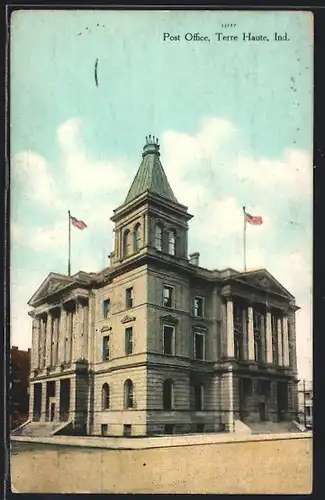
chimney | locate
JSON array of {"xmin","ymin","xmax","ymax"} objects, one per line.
[
  {"xmin": 189, "ymin": 252, "xmax": 200, "ymax": 266},
  {"xmin": 28, "ymin": 348, "xmax": 31, "ymax": 353}
]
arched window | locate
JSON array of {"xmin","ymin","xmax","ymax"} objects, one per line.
[
  {"xmin": 102, "ymin": 383, "xmax": 110, "ymax": 410},
  {"xmin": 123, "ymin": 229, "xmax": 130, "ymax": 257},
  {"xmin": 124, "ymin": 379, "xmax": 134, "ymax": 409},
  {"xmin": 163, "ymin": 379, "xmax": 173, "ymax": 410},
  {"xmin": 133, "ymin": 223, "xmax": 141, "ymax": 252},
  {"xmin": 155, "ymin": 224, "xmax": 163, "ymax": 251},
  {"xmin": 168, "ymin": 229, "xmax": 176, "ymax": 255}
]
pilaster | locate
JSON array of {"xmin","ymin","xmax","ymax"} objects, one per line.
[
  {"xmin": 282, "ymin": 315, "xmax": 290, "ymax": 367},
  {"xmin": 46, "ymin": 313, "xmax": 53, "ymax": 367},
  {"xmin": 54, "ymin": 379, "xmax": 60, "ymax": 421}
]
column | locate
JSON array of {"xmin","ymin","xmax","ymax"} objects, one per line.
[
  {"xmin": 40, "ymin": 317, "xmax": 46, "ymax": 368},
  {"xmin": 265, "ymin": 311, "xmax": 273, "ymax": 364},
  {"xmin": 226, "ymin": 297, "xmax": 234, "ymax": 358},
  {"xmin": 242, "ymin": 308, "xmax": 248, "ymax": 360},
  {"xmin": 277, "ymin": 318, "xmax": 283, "ymax": 366},
  {"xmin": 59, "ymin": 306, "xmax": 67, "ymax": 364},
  {"xmin": 31, "ymin": 317, "xmax": 40, "ymax": 370},
  {"xmin": 46, "ymin": 313, "xmax": 53, "ymax": 367},
  {"xmin": 260, "ymin": 313, "xmax": 266, "ymax": 363},
  {"xmin": 247, "ymin": 306, "xmax": 255, "ymax": 361},
  {"xmin": 142, "ymin": 213, "xmax": 146, "ymax": 247},
  {"xmin": 71, "ymin": 303, "xmax": 78, "ymax": 362},
  {"xmin": 54, "ymin": 314, "xmax": 60, "ymax": 366},
  {"xmin": 282, "ymin": 316, "xmax": 290, "ymax": 366},
  {"xmin": 66, "ymin": 310, "xmax": 72, "ymax": 363}
]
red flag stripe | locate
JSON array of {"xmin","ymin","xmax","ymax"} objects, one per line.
[
  {"xmin": 70, "ymin": 216, "xmax": 87, "ymax": 230},
  {"xmin": 245, "ymin": 213, "xmax": 263, "ymax": 225}
]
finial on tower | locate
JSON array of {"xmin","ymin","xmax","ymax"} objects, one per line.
[{"xmin": 142, "ymin": 134, "xmax": 160, "ymax": 157}]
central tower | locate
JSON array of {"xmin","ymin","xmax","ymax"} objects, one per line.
[{"xmin": 110, "ymin": 136, "xmax": 193, "ymax": 267}]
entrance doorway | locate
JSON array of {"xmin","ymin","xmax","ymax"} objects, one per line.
[
  {"xmin": 259, "ymin": 402, "xmax": 267, "ymax": 421},
  {"xmin": 33, "ymin": 383, "xmax": 42, "ymax": 421},
  {"xmin": 277, "ymin": 382, "xmax": 288, "ymax": 421},
  {"xmin": 50, "ymin": 402, "xmax": 55, "ymax": 422}
]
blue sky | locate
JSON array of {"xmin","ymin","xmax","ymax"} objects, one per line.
[{"xmin": 10, "ymin": 10, "xmax": 313, "ymax": 379}]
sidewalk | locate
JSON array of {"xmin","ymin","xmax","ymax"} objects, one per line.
[{"xmin": 11, "ymin": 431, "xmax": 311, "ymax": 450}]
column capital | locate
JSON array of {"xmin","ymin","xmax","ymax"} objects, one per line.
[{"xmin": 221, "ymin": 285, "xmax": 232, "ymax": 298}]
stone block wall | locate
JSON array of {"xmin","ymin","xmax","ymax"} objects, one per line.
[{"xmin": 92, "ymin": 365, "xmax": 147, "ymax": 436}]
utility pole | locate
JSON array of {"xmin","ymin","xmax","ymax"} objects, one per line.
[{"xmin": 303, "ymin": 379, "xmax": 307, "ymax": 427}]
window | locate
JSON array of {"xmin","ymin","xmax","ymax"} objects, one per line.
[
  {"xmin": 124, "ymin": 379, "xmax": 134, "ymax": 409},
  {"xmin": 163, "ymin": 379, "xmax": 173, "ymax": 410},
  {"xmin": 163, "ymin": 286, "xmax": 173, "ymax": 308},
  {"xmin": 164, "ymin": 424, "xmax": 174, "ymax": 435},
  {"xmin": 103, "ymin": 299, "xmax": 110, "ymax": 319},
  {"xmin": 194, "ymin": 383, "xmax": 204, "ymax": 411},
  {"xmin": 102, "ymin": 336, "xmax": 110, "ymax": 361},
  {"xmin": 197, "ymin": 423, "xmax": 205, "ymax": 433},
  {"xmin": 163, "ymin": 325, "xmax": 174, "ymax": 355},
  {"xmin": 101, "ymin": 424, "xmax": 108, "ymax": 436},
  {"xmin": 194, "ymin": 332, "xmax": 205, "ymax": 360},
  {"xmin": 125, "ymin": 327, "xmax": 133, "ymax": 355},
  {"xmin": 123, "ymin": 424, "xmax": 132, "ymax": 436},
  {"xmin": 102, "ymin": 383, "xmax": 110, "ymax": 410},
  {"xmin": 126, "ymin": 287, "xmax": 133, "ymax": 308},
  {"xmin": 242, "ymin": 378, "xmax": 252, "ymax": 397},
  {"xmin": 155, "ymin": 224, "xmax": 163, "ymax": 251},
  {"xmin": 306, "ymin": 406, "xmax": 311, "ymax": 417},
  {"xmin": 133, "ymin": 223, "xmax": 141, "ymax": 252},
  {"xmin": 123, "ymin": 229, "xmax": 130, "ymax": 257},
  {"xmin": 194, "ymin": 297, "xmax": 204, "ymax": 317},
  {"xmin": 168, "ymin": 229, "xmax": 176, "ymax": 255}
]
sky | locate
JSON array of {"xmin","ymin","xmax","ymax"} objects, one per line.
[{"xmin": 10, "ymin": 10, "xmax": 313, "ymax": 380}]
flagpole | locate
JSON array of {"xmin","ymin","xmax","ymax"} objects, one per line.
[
  {"xmin": 68, "ymin": 210, "xmax": 71, "ymax": 276},
  {"xmin": 243, "ymin": 206, "xmax": 247, "ymax": 272}
]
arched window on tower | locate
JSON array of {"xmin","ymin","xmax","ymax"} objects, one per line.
[
  {"xmin": 133, "ymin": 223, "xmax": 141, "ymax": 252},
  {"xmin": 102, "ymin": 383, "xmax": 110, "ymax": 410},
  {"xmin": 155, "ymin": 224, "xmax": 163, "ymax": 251},
  {"xmin": 163, "ymin": 379, "xmax": 173, "ymax": 410},
  {"xmin": 124, "ymin": 379, "xmax": 134, "ymax": 409},
  {"xmin": 168, "ymin": 229, "xmax": 176, "ymax": 256},
  {"xmin": 123, "ymin": 229, "xmax": 130, "ymax": 257}
]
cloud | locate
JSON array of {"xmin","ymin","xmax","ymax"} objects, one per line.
[
  {"xmin": 57, "ymin": 118, "xmax": 129, "ymax": 194},
  {"xmin": 235, "ymin": 148, "xmax": 312, "ymax": 196},
  {"xmin": 11, "ymin": 151, "xmax": 62, "ymax": 208}
]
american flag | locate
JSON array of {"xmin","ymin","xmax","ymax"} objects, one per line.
[
  {"xmin": 70, "ymin": 215, "xmax": 87, "ymax": 230},
  {"xmin": 245, "ymin": 212, "xmax": 263, "ymax": 225}
]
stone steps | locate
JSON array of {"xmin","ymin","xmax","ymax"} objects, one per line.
[{"xmin": 11, "ymin": 421, "xmax": 71, "ymax": 437}]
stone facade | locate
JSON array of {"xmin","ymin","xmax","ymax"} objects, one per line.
[{"xmin": 27, "ymin": 138, "xmax": 299, "ymax": 436}]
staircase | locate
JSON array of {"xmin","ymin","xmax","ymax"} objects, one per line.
[
  {"xmin": 11, "ymin": 420, "xmax": 72, "ymax": 437},
  {"xmin": 246, "ymin": 421, "xmax": 303, "ymax": 435}
]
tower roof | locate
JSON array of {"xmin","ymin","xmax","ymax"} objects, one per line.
[{"xmin": 124, "ymin": 136, "xmax": 178, "ymax": 205}]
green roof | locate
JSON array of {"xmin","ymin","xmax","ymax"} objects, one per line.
[{"xmin": 124, "ymin": 142, "xmax": 178, "ymax": 205}]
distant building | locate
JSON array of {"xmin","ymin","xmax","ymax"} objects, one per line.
[
  {"xmin": 10, "ymin": 346, "xmax": 31, "ymax": 430},
  {"xmin": 298, "ymin": 380, "xmax": 313, "ymax": 428},
  {"xmin": 24, "ymin": 138, "xmax": 299, "ymax": 437}
]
